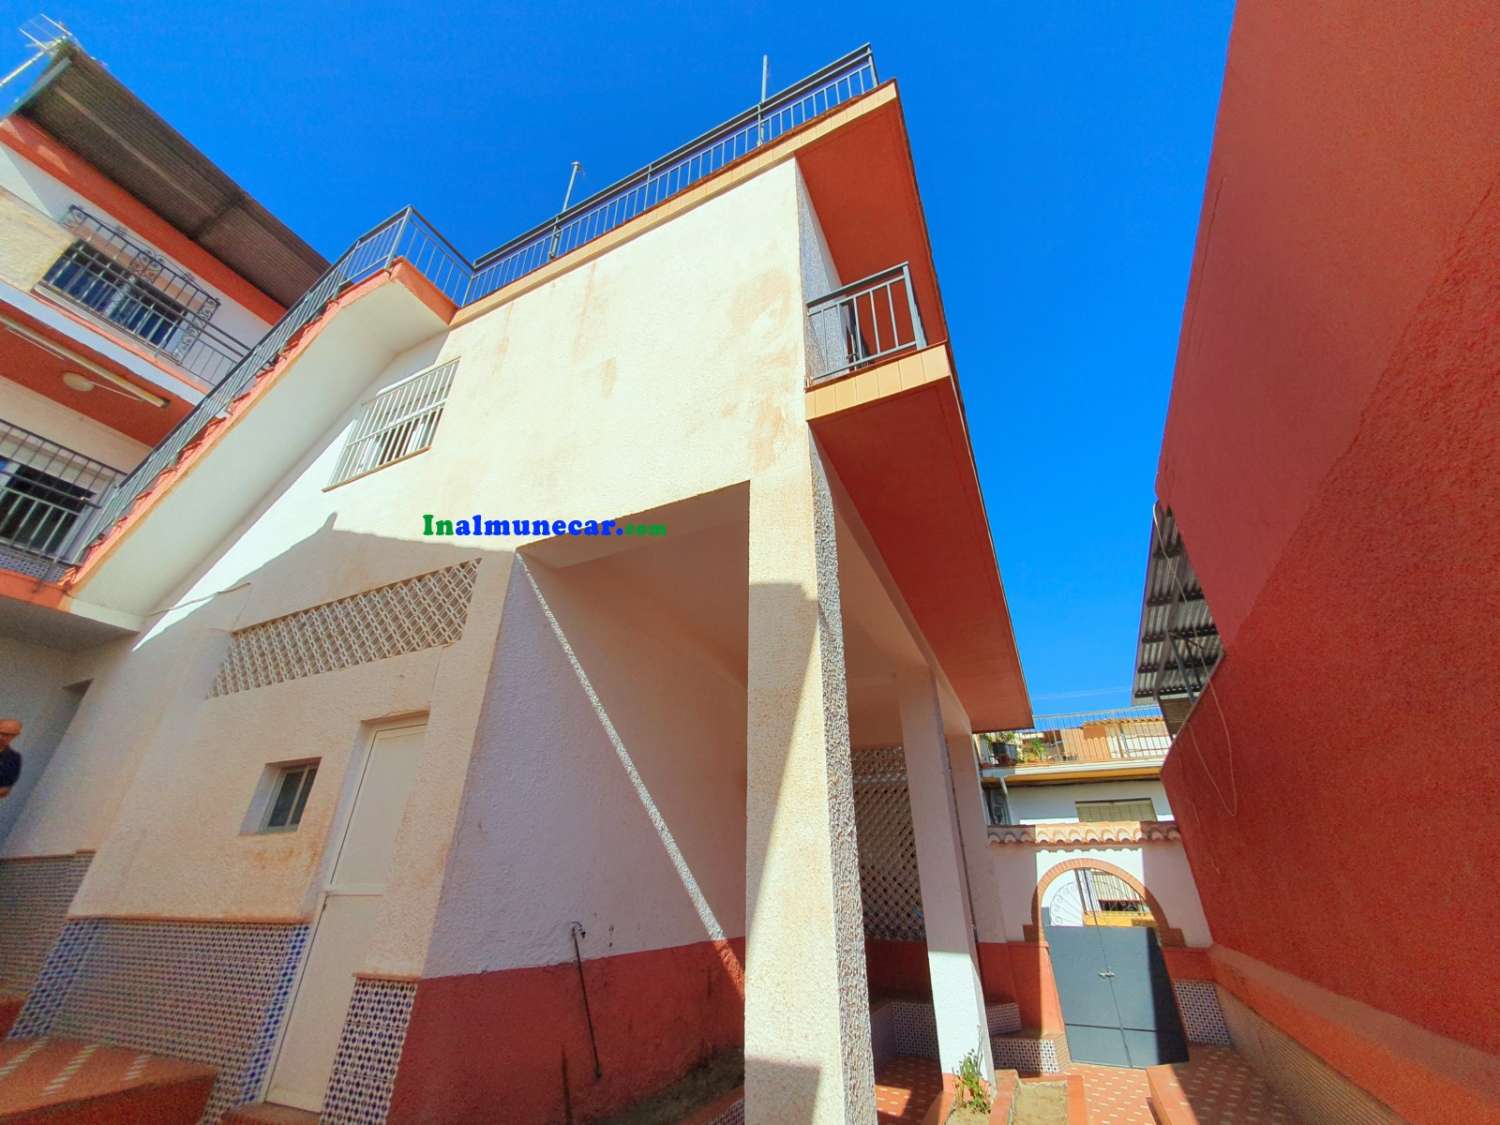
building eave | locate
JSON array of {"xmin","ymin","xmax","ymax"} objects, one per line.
[{"xmin": 9, "ymin": 43, "xmax": 326, "ymax": 308}]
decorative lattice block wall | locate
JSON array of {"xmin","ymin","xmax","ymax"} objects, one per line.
[
  {"xmin": 10, "ymin": 918, "xmax": 308, "ymax": 1123},
  {"xmin": 852, "ymin": 747, "xmax": 924, "ymax": 942},
  {"xmin": 0, "ymin": 853, "xmax": 93, "ymax": 995},
  {"xmin": 322, "ymin": 977, "xmax": 417, "ymax": 1124},
  {"xmin": 211, "ymin": 558, "xmax": 480, "ymax": 695}
]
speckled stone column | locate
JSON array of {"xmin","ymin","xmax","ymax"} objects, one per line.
[
  {"xmin": 899, "ymin": 670, "xmax": 995, "ymax": 1082},
  {"xmin": 744, "ymin": 436, "xmax": 874, "ymax": 1123}
]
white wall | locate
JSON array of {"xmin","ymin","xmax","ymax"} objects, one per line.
[
  {"xmin": 4, "ymin": 158, "xmax": 813, "ymax": 979},
  {"xmin": 0, "ymin": 147, "xmax": 275, "ymax": 351},
  {"xmin": 425, "ymin": 528, "xmax": 748, "ymax": 975},
  {"xmin": 1005, "ymin": 778, "xmax": 1172, "ymax": 824},
  {"xmin": 985, "ymin": 840, "xmax": 1213, "ymax": 947},
  {"xmin": 0, "ymin": 378, "xmax": 149, "ymax": 470},
  {"xmin": 0, "ymin": 635, "xmax": 86, "ymax": 848}
]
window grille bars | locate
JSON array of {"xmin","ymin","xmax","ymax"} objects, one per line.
[{"xmin": 327, "ymin": 359, "xmax": 459, "ymax": 487}]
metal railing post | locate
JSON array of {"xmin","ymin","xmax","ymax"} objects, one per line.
[
  {"xmin": 384, "ymin": 208, "xmax": 413, "ymax": 271},
  {"xmin": 903, "ymin": 262, "xmax": 925, "ymax": 349}
]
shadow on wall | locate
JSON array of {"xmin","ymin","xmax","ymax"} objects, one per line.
[
  {"xmin": 391, "ymin": 487, "xmax": 765, "ymax": 1124},
  {"xmin": 5, "ymin": 480, "xmax": 841, "ymax": 1123}
]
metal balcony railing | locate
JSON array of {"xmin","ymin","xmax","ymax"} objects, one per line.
[
  {"xmin": 467, "ymin": 47, "xmax": 878, "ymax": 303},
  {"xmin": 983, "ymin": 706, "xmax": 1173, "ymax": 769},
  {"xmin": 0, "ymin": 418, "xmax": 123, "ymax": 579},
  {"xmin": 15, "ymin": 46, "xmax": 880, "ymax": 580},
  {"xmin": 805, "ymin": 262, "xmax": 925, "ymax": 384},
  {"xmin": 38, "ymin": 206, "xmax": 251, "ymax": 385}
]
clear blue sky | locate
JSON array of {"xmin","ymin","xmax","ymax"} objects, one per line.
[{"xmin": 4, "ymin": 2, "xmax": 1234, "ymax": 715}]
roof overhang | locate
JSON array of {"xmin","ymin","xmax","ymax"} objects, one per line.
[
  {"xmin": 10, "ymin": 42, "xmax": 326, "ymax": 307},
  {"xmin": 0, "ymin": 280, "xmax": 198, "ymax": 445},
  {"xmin": 1130, "ymin": 506, "xmax": 1221, "ymax": 726},
  {"xmin": 809, "ymin": 344, "xmax": 1030, "ymax": 732},
  {"xmin": 1001, "ymin": 762, "xmax": 1165, "ymax": 786}
]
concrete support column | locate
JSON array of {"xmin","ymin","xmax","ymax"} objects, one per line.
[
  {"xmin": 899, "ymin": 669, "xmax": 996, "ymax": 1081},
  {"xmin": 745, "ymin": 438, "xmax": 874, "ymax": 1124}
]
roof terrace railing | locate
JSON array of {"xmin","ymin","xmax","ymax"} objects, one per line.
[
  {"xmin": 465, "ymin": 46, "xmax": 878, "ymax": 303},
  {"xmin": 978, "ymin": 706, "xmax": 1173, "ymax": 769},
  {"xmin": 26, "ymin": 46, "xmax": 879, "ymax": 579}
]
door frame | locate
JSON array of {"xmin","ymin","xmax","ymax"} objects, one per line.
[
  {"xmin": 260, "ymin": 716, "xmax": 429, "ymax": 1105},
  {"xmin": 1032, "ymin": 858, "xmax": 1191, "ymax": 1067}
]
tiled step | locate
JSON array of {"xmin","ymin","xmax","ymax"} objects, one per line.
[
  {"xmin": 986, "ymin": 1000, "xmax": 1020, "ymax": 1035},
  {"xmin": 223, "ymin": 1101, "xmax": 322, "ymax": 1125},
  {"xmin": 0, "ymin": 994, "xmax": 23, "ymax": 1039},
  {"xmin": 0, "ymin": 1037, "xmax": 216, "ymax": 1123},
  {"xmin": 991, "ymin": 1029, "xmax": 1071, "ymax": 1075},
  {"xmin": 870, "ymin": 996, "xmax": 1024, "ymax": 1068},
  {"xmin": 1146, "ymin": 1046, "xmax": 1299, "ymax": 1124}
]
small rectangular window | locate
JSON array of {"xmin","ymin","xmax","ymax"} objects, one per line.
[
  {"xmin": 1076, "ymin": 798, "xmax": 1157, "ymax": 823},
  {"xmin": 984, "ymin": 786, "xmax": 1011, "ymax": 826},
  {"xmin": 261, "ymin": 763, "xmax": 318, "ymax": 832},
  {"xmin": 328, "ymin": 359, "xmax": 459, "ymax": 487}
]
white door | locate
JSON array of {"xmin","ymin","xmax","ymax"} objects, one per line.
[{"xmin": 266, "ymin": 723, "xmax": 426, "ymax": 1110}]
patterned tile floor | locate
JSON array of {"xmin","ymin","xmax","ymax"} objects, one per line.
[
  {"xmin": 1154, "ymin": 1046, "xmax": 1299, "ymax": 1123},
  {"xmin": 0, "ymin": 1036, "xmax": 216, "ymax": 1117},
  {"xmin": 1062, "ymin": 1063, "xmax": 1156, "ymax": 1125},
  {"xmin": 874, "ymin": 1055, "xmax": 944, "ymax": 1123}
]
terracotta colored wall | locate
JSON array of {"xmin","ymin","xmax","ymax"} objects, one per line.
[
  {"xmin": 388, "ymin": 938, "xmax": 745, "ymax": 1124},
  {"xmin": 1159, "ymin": 0, "xmax": 1500, "ymax": 1060},
  {"xmin": 1158, "ymin": 0, "xmax": 1500, "ymax": 643},
  {"xmin": 865, "ymin": 938, "xmax": 932, "ymax": 998}
]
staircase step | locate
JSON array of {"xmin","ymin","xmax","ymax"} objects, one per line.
[
  {"xmin": 224, "ymin": 1101, "xmax": 322, "ymax": 1124},
  {"xmin": 0, "ymin": 1037, "xmax": 215, "ymax": 1123}
]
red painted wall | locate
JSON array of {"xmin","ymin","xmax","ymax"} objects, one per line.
[
  {"xmin": 1159, "ymin": 0, "xmax": 1500, "ymax": 1060},
  {"xmin": 865, "ymin": 938, "xmax": 932, "ymax": 998},
  {"xmin": 1158, "ymin": 0, "xmax": 1500, "ymax": 644},
  {"xmin": 388, "ymin": 938, "xmax": 744, "ymax": 1124}
]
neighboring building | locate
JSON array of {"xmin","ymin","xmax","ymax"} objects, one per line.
[
  {"xmin": 0, "ymin": 38, "xmax": 1064, "ymax": 1125},
  {"xmin": 1129, "ymin": 2, "xmax": 1500, "ymax": 1122},
  {"xmin": 0, "ymin": 19, "xmax": 322, "ymax": 844},
  {"xmin": 976, "ymin": 707, "xmax": 1174, "ymax": 826}
]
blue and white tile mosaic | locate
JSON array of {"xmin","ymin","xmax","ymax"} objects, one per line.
[
  {"xmin": 322, "ymin": 977, "xmax": 417, "ymax": 1125},
  {"xmin": 0, "ymin": 854, "xmax": 93, "ymax": 996},
  {"xmin": 1174, "ymin": 978, "xmax": 1231, "ymax": 1045},
  {"xmin": 9, "ymin": 917, "xmax": 307, "ymax": 1123}
]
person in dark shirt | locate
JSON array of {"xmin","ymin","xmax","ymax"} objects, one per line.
[{"xmin": 0, "ymin": 719, "xmax": 21, "ymax": 797}]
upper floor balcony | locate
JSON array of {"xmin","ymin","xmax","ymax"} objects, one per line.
[
  {"xmin": 0, "ymin": 415, "xmax": 123, "ymax": 580},
  {"xmin": 32, "ymin": 206, "xmax": 252, "ymax": 387},
  {"xmin": 978, "ymin": 706, "xmax": 1173, "ymax": 779},
  {"xmin": 0, "ymin": 46, "xmax": 890, "ymax": 578}
]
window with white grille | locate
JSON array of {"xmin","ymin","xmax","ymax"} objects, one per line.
[
  {"xmin": 1076, "ymin": 798, "xmax": 1158, "ymax": 823},
  {"xmin": 328, "ymin": 359, "xmax": 458, "ymax": 487}
]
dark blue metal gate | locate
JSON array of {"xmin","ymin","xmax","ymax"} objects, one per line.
[{"xmin": 1044, "ymin": 917, "xmax": 1188, "ymax": 1068}]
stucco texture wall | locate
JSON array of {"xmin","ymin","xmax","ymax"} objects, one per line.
[
  {"xmin": 6, "ymin": 157, "xmax": 812, "ymax": 980},
  {"xmin": 0, "ymin": 636, "xmax": 85, "ymax": 848},
  {"xmin": 1005, "ymin": 779, "xmax": 1171, "ymax": 824},
  {"xmin": 1159, "ymin": 0, "xmax": 1500, "ymax": 1059}
]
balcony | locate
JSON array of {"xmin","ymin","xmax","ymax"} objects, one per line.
[
  {"xmin": 806, "ymin": 262, "xmax": 925, "ymax": 385},
  {"xmin": 980, "ymin": 707, "xmax": 1173, "ymax": 776},
  {"xmin": 0, "ymin": 418, "xmax": 123, "ymax": 579},
  {"xmin": 36, "ymin": 207, "xmax": 252, "ymax": 387},
  {"xmin": 9, "ymin": 46, "xmax": 878, "ymax": 587}
]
